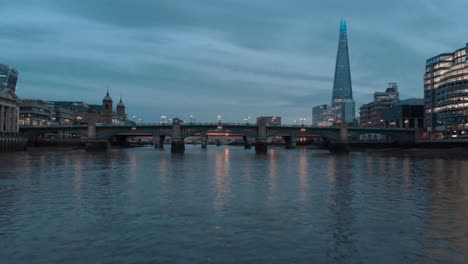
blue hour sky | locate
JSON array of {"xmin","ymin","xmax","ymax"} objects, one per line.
[{"xmin": 1, "ymin": 0, "xmax": 467, "ymax": 123}]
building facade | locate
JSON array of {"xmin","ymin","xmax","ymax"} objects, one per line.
[
  {"xmin": 331, "ymin": 20, "xmax": 355, "ymax": 123},
  {"xmin": 359, "ymin": 83, "xmax": 400, "ymax": 127},
  {"xmin": 312, "ymin": 104, "xmax": 334, "ymax": 127},
  {"xmin": 0, "ymin": 88, "xmax": 20, "ymax": 134},
  {"xmin": 46, "ymin": 102, "xmax": 73, "ymax": 125},
  {"xmin": 117, "ymin": 97, "xmax": 126, "ymax": 122},
  {"xmin": 19, "ymin": 100, "xmax": 52, "ymax": 126},
  {"xmin": 256, "ymin": 116, "xmax": 281, "ymax": 126},
  {"xmin": 49, "ymin": 92, "xmax": 127, "ymax": 125},
  {"xmin": 0, "ymin": 64, "xmax": 19, "ymax": 93},
  {"xmin": 424, "ymin": 43, "xmax": 468, "ymax": 138},
  {"xmin": 382, "ymin": 98, "xmax": 424, "ymax": 129}
]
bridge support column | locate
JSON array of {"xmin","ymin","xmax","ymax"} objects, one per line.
[
  {"xmin": 243, "ymin": 135, "xmax": 251, "ymax": 149},
  {"xmin": 329, "ymin": 122, "xmax": 349, "ymax": 153},
  {"xmin": 171, "ymin": 140, "xmax": 185, "ymax": 153},
  {"xmin": 284, "ymin": 135, "xmax": 297, "ymax": 149},
  {"xmin": 154, "ymin": 135, "xmax": 165, "ymax": 149},
  {"xmin": 85, "ymin": 124, "xmax": 108, "ymax": 151},
  {"xmin": 201, "ymin": 133, "xmax": 207, "ymax": 149},
  {"xmin": 171, "ymin": 120, "xmax": 184, "ymax": 153},
  {"xmin": 255, "ymin": 120, "xmax": 267, "ymax": 154}
]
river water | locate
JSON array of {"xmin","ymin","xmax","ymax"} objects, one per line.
[{"xmin": 0, "ymin": 146, "xmax": 467, "ymax": 263}]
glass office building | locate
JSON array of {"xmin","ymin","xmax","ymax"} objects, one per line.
[
  {"xmin": 331, "ymin": 20, "xmax": 355, "ymax": 123},
  {"xmin": 0, "ymin": 64, "xmax": 19, "ymax": 93},
  {"xmin": 424, "ymin": 43, "xmax": 468, "ymax": 138}
]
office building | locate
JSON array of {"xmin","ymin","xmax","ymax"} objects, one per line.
[
  {"xmin": 312, "ymin": 104, "xmax": 334, "ymax": 126},
  {"xmin": 0, "ymin": 64, "xmax": 19, "ymax": 93},
  {"xmin": 360, "ymin": 83, "xmax": 400, "ymax": 127},
  {"xmin": 424, "ymin": 43, "xmax": 468, "ymax": 138},
  {"xmin": 19, "ymin": 100, "xmax": 52, "ymax": 126},
  {"xmin": 256, "ymin": 116, "xmax": 281, "ymax": 126}
]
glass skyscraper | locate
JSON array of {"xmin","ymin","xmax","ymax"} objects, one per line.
[
  {"xmin": 424, "ymin": 43, "xmax": 468, "ymax": 138},
  {"xmin": 0, "ymin": 64, "xmax": 19, "ymax": 93},
  {"xmin": 331, "ymin": 20, "xmax": 355, "ymax": 123}
]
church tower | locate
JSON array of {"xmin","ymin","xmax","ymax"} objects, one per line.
[
  {"xmin": 117, "ymin": 97, "xmax": 126, "ymax": 122},
  {"xmin": 102, "ymin": 90, "xmax": 113, "ymax": 124}
]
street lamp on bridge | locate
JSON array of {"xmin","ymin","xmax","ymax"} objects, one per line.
[
  {"xmin": 299, "ymin": 117, "xmax": 306, "ymax": 126},
  {"xmin": 161, "ymin": 115, "xmax": 167, "ymax": 125},
  {"xmin": 244, "ymin": 116, "xmax": 251, "ymax": 125}
]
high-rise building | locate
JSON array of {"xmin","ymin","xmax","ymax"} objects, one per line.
[
  {"xmin": 0, "ymin": 64, "xmax": 19, "ymax": 93},
  {"xmin": 424, "ymin": 43, "xmax": 468, "ymax": 138},
  {"xmin": 331, "ymin": 20, "xmax": 355, "ymax": 123}
]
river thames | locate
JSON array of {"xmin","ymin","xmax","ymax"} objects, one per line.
[{"xmin": 1, "ymin": 146, "xmax": 467, "ymax": 263}]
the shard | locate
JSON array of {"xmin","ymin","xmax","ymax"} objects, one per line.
[{"xmin": 331, "ymin": 19, "xmax": 355, "ymax": 123}]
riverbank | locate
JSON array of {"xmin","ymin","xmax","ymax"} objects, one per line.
[{"xmin": 0, "ymin": 136, "xmax": 27, "ymax": 152}]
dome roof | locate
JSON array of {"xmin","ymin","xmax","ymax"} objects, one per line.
[
  {"xmin": 103, "ymin": 90, "xmax": 113, "ymax": 102},
  {"xmin": 117, "ymin": 98, "xmax": 125, "ymax": 107}
]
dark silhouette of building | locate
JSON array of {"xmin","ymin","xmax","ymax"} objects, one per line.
[{"xmin": 331, "ymin": 20, "xmax": 355, "ymax": 123}]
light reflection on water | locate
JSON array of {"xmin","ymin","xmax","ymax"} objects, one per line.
[{"xmin": 0, "ymin": 145, "xmax": 467, "ymax": 263}]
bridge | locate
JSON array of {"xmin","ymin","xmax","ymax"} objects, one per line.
[{"xmin": 19, "ymin": 119, "xmax": 416, "ymax": 153}]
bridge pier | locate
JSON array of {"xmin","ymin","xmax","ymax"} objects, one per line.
[
  {"xmin": 201, "ymin": 133, "xmax": 207, "ymax": 149},
  {"xmin": 243, "ymin": 135, "xmax": 251, "ymax": 149},
  {"xmin": 85, "ymin": 124, "xmax": 108, "ymax": 151},
  {"xmin": 170, "ymin": 119, "xmax": 184, "ymax": 153},
  {"xmin": 171, "ymin": 139, "xmax": 185, "ymax": 153},
  {"xmin": 154, "ymin": 135, "xmax": 165, "ymax": 149},
  {"xmin": 284, "ymin": 135, "xmax": 297, "ymax": 149},
  {"xmin": 255, "ymin": 139, "xmax": 267, "ymax": 154},
  {"xmin": 255, "ymin": 120, "xmax": 267, "ymax": 154},
  {"xmin": 329, "ymin": 122, "xmax": 349, "ymax": 153},
  {"xmin": 111, "ymin": 135, "xmax": 129, "ymax": 147}
]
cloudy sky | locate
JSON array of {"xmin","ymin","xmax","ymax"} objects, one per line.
[{"xmin": 1, "ymin": 0, "xmax": 467, "ymax": 123}]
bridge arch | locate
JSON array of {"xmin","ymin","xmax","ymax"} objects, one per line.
[{"xmin": 181, "ymin": 127, "xmax": 258, "ymax": 139}]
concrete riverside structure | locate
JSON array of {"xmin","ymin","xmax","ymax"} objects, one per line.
[
  {"xmin": 425, "ymin": 43, "xmax": 468, "ymax": 139},
  {"xmin": 20, "ymin": 121, "xmax": 417, "ymax": 154}
]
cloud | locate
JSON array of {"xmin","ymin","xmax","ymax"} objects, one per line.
[{"xmin": 0, "ymin": 0, "xmax": 467, "ymax": 123}]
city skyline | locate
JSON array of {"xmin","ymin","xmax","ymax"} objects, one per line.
[{"xmin": 1, "ymin": 1, "xmax": 467, "ymax": 123}]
